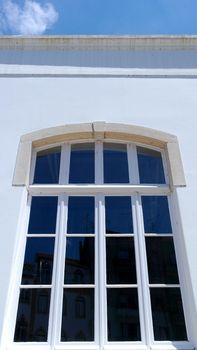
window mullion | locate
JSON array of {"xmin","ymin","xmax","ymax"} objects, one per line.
[
  {"xmin": 127, "ymin": 144, "xmax": 140, "ymax": 184},
  {"xmin": 29, "ymin": 150, "xmax": 37, "ymax": 185},
  {"xmin": 50, "ymin": 195, "xmax": 68, "ymax": 346},
  {"xmin": 134, "ymin": 195, "xmax": 154, "ymax": 346},
  {"xmin": 95, "ymin": 141, "xmax": 103, "ymax": 185},
  {"xmin": 98, "ymin": 194, "xmax": 107, "ymax": 347},
  {"xmin": 59, "ymin": 144, "xmax": 70, "ymax": 184},
  {"xmin": 161, "ymin": 149, "xmax": 170, "ymax": 185}
]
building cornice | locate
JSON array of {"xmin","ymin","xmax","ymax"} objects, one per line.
[{"xmin": 0, "ymin": 35, "xmax": 197, "ymax": 50}]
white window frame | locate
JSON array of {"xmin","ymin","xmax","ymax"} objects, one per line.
[{"xmin": 2, "ymin": 123, "xmax": 193, "ymax": 350}]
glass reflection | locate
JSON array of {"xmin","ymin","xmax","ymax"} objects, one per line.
[
  {"xmin": 22, "ymin": 238, "xmax": 55, "ymax": 285},
  {"xmin": 146, "ymin": 237, "xmax": 179, "ymax": 284},
  {"xmin": 150, "ymin": 288, "xmax": 187, "ymax": 340},
  {"xmin": 28, "ymin": 197, "xmax": 58, "ymax": 234},
  {"xmin": 61, "ymin": 289, "xmax": 94, "ymax": 341},
  {"xmin": 33, "ymin": 147, "xmax": 61, "ymax": 184},
  {"xmin": 14, "ymin": 289, "xmax": 50, "ymax": 342},
  {"xmin": 142, "ymin": 196, "xmax": 172, "ymax": 233},
  {"xmin": 137, "ymin": 147, "xmax": 165, "ymax": 184},
  {"xmin": 104, "ymin": 143, "xmax": 129, "ymax": 183},
  {"xmin": 106, "ymin": 238, "xmax": 136, "ymax": 284},
  {"xmin": 67, "ymin": 197, "xmax": 94, "ymax": 234},
  {"xmin": 105, "ymin": 197, "xmax": 133, "ymax": 233},
  {"xmin": 107, "ymin": 288, "xmax": 140, "ymax": 341},
  {"xmin": 64, "ymin": 238, "xmax": 94, "ymax": 284},
  {"xmin": 69, "ymin": 143, "xmax": 95, "ymax": 184}
]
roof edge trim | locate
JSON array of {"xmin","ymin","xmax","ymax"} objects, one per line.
[{"xmin": 1, "ymin": 35, "xmax": 197, "ymax": 50}]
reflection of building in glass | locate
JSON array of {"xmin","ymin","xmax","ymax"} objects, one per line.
[
  {"xmin": 15, "ymin": 249, "xmax": 53, "ymax": 342},
  {"xmin": 62, "ymin": 237, "xmax": 94, "ymax": 341},
  {"xmin": 14, "ymin": 289, "xmax": 50, "ymax": 342},
  {"xmin": 75, "ymin": 296, "xmax": 86, "ymax": 318}
]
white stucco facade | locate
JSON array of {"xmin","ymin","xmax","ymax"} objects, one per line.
[{"xmin": 0, "ymin": 36, "xmax": 197, "ymax": 349}]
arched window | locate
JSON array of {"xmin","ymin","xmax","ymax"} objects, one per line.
[{"xmin": 6, "ymin": 123, "xmax": 191, "ymax": 350}]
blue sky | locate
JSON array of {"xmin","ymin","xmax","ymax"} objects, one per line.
[{"xmin": 0, "ymin": 0, "xmax": 197, "ymax": 35}]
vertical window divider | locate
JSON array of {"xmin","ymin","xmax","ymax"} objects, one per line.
[
  {"xmin": 95, "ymin": 195, "xmax": 99, "ymax": 345},
  {"xmin": 29, "ymin": 150, "xmax": 37, "ymax": 185},
  {"xmin": 131, "ymin": 196, "xmax": 146, "ymax": 345},
  {"xmin": 95, "ymin": 141, "xmax": 103, "ymax": 185},
  {"xmin": 59, "ymin": 144, "xmax": 70, "ymax": 185},
  {"xmin": 127, "ymin": 144, "xmax": 140, "ymax": 184},
  {"xmin": 98, "ymin": 194, "xmax": 107, "ymax": 347},
  {"xmin": 161, "ymin": 150, "xmax": 170, "ymax": 185},
  {"xmin": 167, "ymin": 193, "xmax": 191, "ymax": 341},
  {"xmin": 135, "ymin": 195, "xmax": 154, "ymax": 347},
  {"xmin": 7, "ymin": 191, "xmax": 31, "ymax": 343},
  {"xmin": 50, "ymin": 195, "xmax": 68, "ymax": 346}
]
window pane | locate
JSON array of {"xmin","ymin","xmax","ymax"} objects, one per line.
[
  {"xmin": 105, "ymin": 197, "xmax": 133, "ymax": 233},
  {"xmin": 14, "ymin": 289, "xmax": 51, "ymax": 342},
  {"xmin": 64, "ymin": 238, "xmax": 94, "ymax": 284},
  {"xmin": 150, "ymin": 288, "xmax": 187, "ymax": 340},
  {"xmin": 137, "ymin": 147, "xmax": 165, "ymax": 184},
  {"xmin": 22, "ymin": 238, "xmax": 55, "ymax": 285},
  {"xmin": 69, "ymin": 143, "xmax": 95, "ymax": 184},
  {"xmin": 107, "ymin": 288, "xmax": 141, "ymax": 341},
  {"xmin": 104, "ymin": 143, "xmax": 129, "ymax": 183},
  {"xmin": 33, "ymin": 147, "xmax": 61, "ymax": 184},
  {"xmin": 106, "ymin": 238, "xmax": 136, "ymax": 284},
  {"xmin": 146, "ymin": 237, "xmax": 179, "ymax": 284},
  {"xmin": 142, "ymin": 196, "xmax": 172, "ymax": 234},
  {"xmin": 28, "ymin": 197, "xmax": 58, "ymax": 234},
  {"xmin": 67, "ymin": 197, "xmax": 95, "ymax": 234},
  {"xmin": 61, "ymin": 288, "xmax": 94, "ymax": 341}
]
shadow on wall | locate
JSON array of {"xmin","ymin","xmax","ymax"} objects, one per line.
[{"xmin": 1, "ymin": 49, "xmax": 197, "ymax": 68}]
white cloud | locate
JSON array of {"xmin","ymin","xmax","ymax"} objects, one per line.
[{"xmin": 1, "ymin": 0, "xmax": 58, "ymax": 35}]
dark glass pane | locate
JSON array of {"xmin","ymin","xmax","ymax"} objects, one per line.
[
  {"xmin": 106, "ymin": 238, "xmax": 136, "ymax": 284},
  {"xmin": 142, "ymin": 196, "xmax": 172, "ymax": 234},
  {"xmin": 107, "ymin": 288, "xmax": 140, "ymax": 341},
  {"xmin": 61, "ymin": 288, "xmax": 94, "ymax": 341},
  {"xmin": 105, "ymin": 197, "xmax": 133, "ymax": 233},
  {"xmin": 33, "ymin": 147, "xmax": 60, "ymax": 184},
  {"xmin": 22, "ymin": 238, "xmax": 55, "ymax": 285},
  {"xmin": 104, "ymin": 143, "xmax": 129, "ymax": 183},
  {"xmin": 28, "ymin": 197, "xmax": 58, "ymax": 234},
  {"xmin": 67, "ymin": 197, "xmax": 94, "ymax": 234},
  {"xmin": 14, "ymin": 289, "xmax": 50, "ymax": 342},
  {"xmin": 69, "ymin": 143, "xmax": 95, "ymax": 184},
  {"xmin": 137, "ymin": 147, "xmax": 165, "ymax": 184},
  {"xmin": 146, "ymin": 237, "xmax": 179, "ymax": 284},
  {"xmin": 64, "ymin": 238, "xmax": 94, "ymax": 284},
  {"xmin": 151, "ymin": 288, "xmax": 187, "ymax": 340}
]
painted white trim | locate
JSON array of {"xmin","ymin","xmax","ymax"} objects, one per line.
[
  {"xmin": 28, "ymin": 184, "xmax": 170, "ymax": 195},
  {"xmin": 1, "ymin": 65, "xmax": 197, "ymax": 77}
]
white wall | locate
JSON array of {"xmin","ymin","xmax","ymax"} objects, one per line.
[{"xmin": 0, "ymin": 37, "xmax": 197, "ymax": 346}]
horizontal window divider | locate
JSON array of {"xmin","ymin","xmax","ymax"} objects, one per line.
[
  {"xmin": 26, "ymin": 233, "xmax": 56, "ymax": 237},
  {"xmin": 106, "ymin": 284, "xmax": 138, "ymax": 288},
  {"xmin": 55, "ymin": 344, "xmax": 99, "ymax": 350},
  {"xmin": 65, "ymin": 233, "xmax": 95, "ymax": 237},
  {"xmin": 19, "ymin": 284, "xmax": 52, "ymax": 288},
  {"xmin": 28, "ymin": 184, "xmax": 171, "ymax": 195},
  {"xmin": 105, "ymin": 233, "xmax": 134, "ymax": 237},
  {"xmin": 148, "ymin": 284, "xmax": 180, "ymax": 288},
  {"xmin": 103, "ymin": 344, "xmax": 147, "ymax": 350},
  {"xmin": 9, "ymin": 344, "xmax": 51, "ymax": 350},
  {"xmin": 150, "ymin": 341, "xmax": 193, "ymax": 350},
  {"xmin": 63, "ymin": 284, "xmax": 95, "ymax": 288},
  {"xmin": 144, "ymin": 233, "xmax": 172, "ymax": 236}
]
